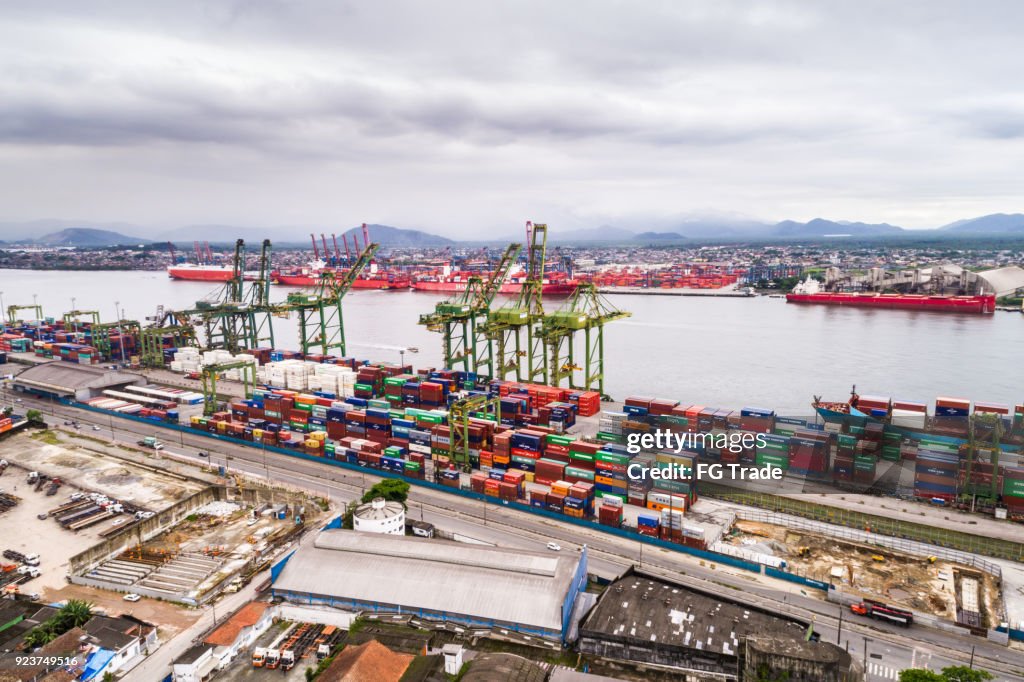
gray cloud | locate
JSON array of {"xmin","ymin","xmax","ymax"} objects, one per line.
[{"xmin": 0, "ymin": 0, "xmax": 1022, "ymax": 235}]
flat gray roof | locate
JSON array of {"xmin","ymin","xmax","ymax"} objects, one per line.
[
  {"xmin": 581, "ymin": 572, "xmax": 807, "ymax": 658},
  {"xmin": 273, "ymin": 530, "xmax": 580, "ymax": 632}
]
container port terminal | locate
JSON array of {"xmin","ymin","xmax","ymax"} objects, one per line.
[{"xmin": 2, "ymin": 225, "xmax": 1024, "ymax": 681}]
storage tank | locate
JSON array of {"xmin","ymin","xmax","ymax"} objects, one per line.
[{"xmin": 353, "ymin": 497, "xmax": 405, "ymax": 535}]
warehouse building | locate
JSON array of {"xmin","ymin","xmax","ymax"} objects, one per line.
[
  {"xmin": 12, "ymin": 362, "xmax": 146, "ymax": 401},
  {"xmin": 271, "ymin": 530, "xmax": 588, "ymax": 642},
  {"xmin": 578, "ymin": 568, "xmax": 858, "ymax": 680}
]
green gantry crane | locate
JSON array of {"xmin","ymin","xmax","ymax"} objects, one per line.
[
  {"xmin": 139, "ymin": 307, "xmax": 199, "ymax": 368},
  {"xmin": 63, "ymin": 310, "xmax": 100, "ymax": 328},
  {"xmin": 173, "ymin": 239, "xmax": 276, "ymax": 353},
  {"xmin": 446, "ymin": 393, "xmax": 503, "ymax": 471},
  {"xmin": 200, "ymin": 359, "xmax": 257, "ymax": 415},
  {"xmin": 538, "ymin": 283, "xmax": 630, "ymax": 399},
  {"xmin": 484, "ymin": 222, "xmax": 549, "ymax": 384},
  {"xmin": 280, "ymin": 240, "xmax": 379, "ymax": 357},
  {"xmin": 91, "ymin": 319, "xmax": 141, "ymax": 362},
  {"xmin": 6, "ymin": 304, "xmax": 44, "ymax": 325},
  {"xmin": 419, "ymin": 242, "xmax": 522, "ymax": 378}
]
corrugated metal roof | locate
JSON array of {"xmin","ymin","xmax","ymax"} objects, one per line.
[
  {"xmin": 273, "ymin": 531, "xmax": 578, "ymax": 632},
  {"xmin": 978, "ymin": 266, "xmax": 1024, "ymax": 297},
  {"xmin": 13, "ymin": 363, "xmax": 144, "ymax": 394}
]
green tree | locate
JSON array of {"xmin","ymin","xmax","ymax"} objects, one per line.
[
  {"xmin": 899, "ymin": 671, "xmax": 943, "ymax": 682},
  {"xmin": 25, "ymin": 408, "xmax": 44, "ymax": 425},
  {"xmin": 939, "ymin": 666, "xmax": 994, "ymax": 682},
  {"xmin": 899, "ymin": 667, "xmax": 994, "ymax": 682},
  {"xmin": 58, "ymin": 599, "xmax": 94, "ymax": 629},
  {"xmin": 361, "ymin": 479, "xmax": 410, "ymax": 505}
]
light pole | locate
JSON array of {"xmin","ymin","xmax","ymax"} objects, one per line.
[
  {"xmin": 862, "ymin": 636, "xmax": 871, "ymax": 673},
  {"xmin": 114, "ymin": 301, "xmax": 126, "ymax": 365},
  {"xmin": 0, "ymin": 291, "xmax": 5, "ymax": 323}
]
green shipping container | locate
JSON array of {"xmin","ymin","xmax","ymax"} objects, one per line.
[
  {"xmin": 1002, "ymin": 477, "xmax": 1024, "ymax": 498},
  {"xmin": 595, "ymin": 490, "xmax": 626, "ymax": 504},
  {"xmin": 653, "ymin": 478, "xmax": 692, "ymax": 494},
  {"xmin": 354, "ymin": 383, "xmax": 374, "ymax": 392},
  {"xmin": 546, "ymin": 434, "xmax": 574, "ymax": 446},
  {"xmin": 755, "ymin": 452, "xmax": 789, "ymax": 469},
  {"xmin": 565, "ymin": 467, "xmax": 595, "ymax": 481},
  {"xmin": 596, "ymin": 451, "xmax": 630, "ymax": 465},
  {"xmin": 596, "ymin": 432, "xmax": 624, "ymax": 443}
]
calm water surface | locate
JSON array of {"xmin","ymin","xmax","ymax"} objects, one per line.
[{"xmin": 1, "ymin": 269, "xmax": 1020, "ymax": 414}]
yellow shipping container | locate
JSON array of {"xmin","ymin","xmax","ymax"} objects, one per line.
[
  {"xmin": 190, "ymin": 416, "xmax": 202, "ymax": 425},
  {"xmin": 253, "ymin": 429, "xmax": 263, "ymax": 440},
  {"xmin": 305, "ymin": 439, "xmax": 320, "ymax": 449}
]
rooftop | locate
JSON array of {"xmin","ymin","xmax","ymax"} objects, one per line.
[
  {"xmin": 13, "ymin": 362, "xmax": 144, "ymax": 395},
  {"xmin": 273, "ymin": 530, "xmax": 581, "ymax": 632},
  {"xmin": 175, "ymin": 644, "xmax": 214, "ymax": 666},
  {"xmin": 204, "ymin": 601, "xmax": 271, "ymax": 647},
  {"xmin": 462, "ymin": 653, "xmax": 547, "ymax": 682},
  {"xmin": 319, "ymin": 640, "xmax": 413, "ymax": 682},
  {"xmin": 354, "ymin": 498, "xmax": 405, "ymax": 520},
  {"xmin": 580, "ymin": 571, "xmax": 808, "ymax": 658}
]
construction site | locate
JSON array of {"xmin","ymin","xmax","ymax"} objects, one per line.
[
  {"xmin": 0, "ymin": 426, "xmax": 323, "ymax": 608},
  {"xmin": 723, "ymin": 519, "xmax": 1003, "ymax": 629}
]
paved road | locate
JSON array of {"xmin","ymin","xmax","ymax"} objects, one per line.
[{"xmin": 11, "ymin": 393, "xmax": 1024, "ymax": 681}]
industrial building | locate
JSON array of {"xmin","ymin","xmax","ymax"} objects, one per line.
[
  {"xmin": 11, "ymin": 362, "xmax": 146, "ymax": 401},
  {"xmin": 353, "ymin": 497, "xmax": 406, "ymax": 535},
  {"xmin": 578, "ymin": 568, "xmax": 859, "ymax": 681},
  {"xmin": 270, "ymin": 530, "xmax": 588, "ymax": 642}
]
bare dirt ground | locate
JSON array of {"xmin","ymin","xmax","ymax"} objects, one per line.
[
  {"xmin": 3, "ymin": 430, "xmax": 204, "ymax": 511},
  {"xmin": 730, "ymin": 519, "xmax": 1002, "ymax": 625}
]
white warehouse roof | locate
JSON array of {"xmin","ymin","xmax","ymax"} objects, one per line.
[
  {"xmin": 272, "ymin": 531, "xmax": 583, "ymax": 634},
  {"xmin": 977, "ymin": 266, "xmax": 1024, "ymax": 297}
]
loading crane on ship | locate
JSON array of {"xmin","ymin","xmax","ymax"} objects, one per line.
[
  {"xmin": 483, "ymin": 222, "xmax": 549, "ymax": 384},
  {"xmin": 538, "ymin": 283, "xmax": 630, "ymax": 398},
  {"xmin": 418, "ymin": 242, "xmax": 522, "ymax": 378}
]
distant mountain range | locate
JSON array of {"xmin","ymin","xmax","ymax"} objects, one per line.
[
  {"xmin": 0, "ymin": 213, "xmax": 1022, "ymax": 247},
  {"xmin": 36, "ymin": 228, "xmax": 151, "ymax": 247}
]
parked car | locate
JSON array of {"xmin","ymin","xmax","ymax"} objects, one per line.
[
  {"xmin": 546, "ymin": 542, "xmax": 561, "ymax": 551},
  {"xmin": 123, "ymin": 593, "xmax": 141, "ymax": 602}
]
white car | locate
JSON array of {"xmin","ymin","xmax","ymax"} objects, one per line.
[
  {"xmin": 92, "ymin": 425, "xmax": 101, "ymax": 431},
  {"xmin": 546, "ymin": 542, "xmax": 561, "ymax": 551},
  {"xmin": 123, "ymin": 593, "xmax": 141, "ymax": 602}
]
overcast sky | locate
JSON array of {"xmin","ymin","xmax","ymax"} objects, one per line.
[{"xmin": 1, "ymin": 1, "xmax": 1022, "ymax": 237}]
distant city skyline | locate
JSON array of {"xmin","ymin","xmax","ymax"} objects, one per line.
[{"xmin": 1, "ymin": 1, "xmax": 1022, "ymax": 237}]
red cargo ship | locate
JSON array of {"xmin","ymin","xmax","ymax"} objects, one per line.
[
  {"xmin": 412, "ymin": 270, "xmax": 578, "ymax": 296},
  {"xmin": 168, "ymin": 264, "xmax": 252, "ymax": 282},
  {"xmin": 785, "ymin": 277, "xmax": 994, "ymax": 314},
  {"xmin": 271, "ymin": 261, "xmax": 411, "ymax": 290}
]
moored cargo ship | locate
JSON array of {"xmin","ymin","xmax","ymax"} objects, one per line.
[
  {"xmin": 412, "ymin": 270, "xmax": 578, "ymax": 296},
  {"xmin": 271, "ymin": 261, "xmax": 411, "ymax": 290},
  {"xmin": 785, "ymin": 276, "xmax": 995, "ymax": 314},
  {"xmin": 168, "ymin": 264, "xmax": 255, "ymax": 282}
]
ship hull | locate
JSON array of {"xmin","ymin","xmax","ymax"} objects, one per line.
[
  {"xmin": 787, "ymin": 292, "xmax": 995, "ymax": 314},
  {"xmin": 412, "ymin": 280, "xmax": 578, "ymax": 295},
  {"xmin": 272, "ymin": 272, "xmax": 409, "ymax": 289},
  {"xmin": 168, "ymin": 266, "xmax": 236, "ymax": 282}
]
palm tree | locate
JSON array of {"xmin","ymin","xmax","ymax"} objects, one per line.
[{"xmin": 59, "ymin": 599, "xmax": 94, "ymax": 629}]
